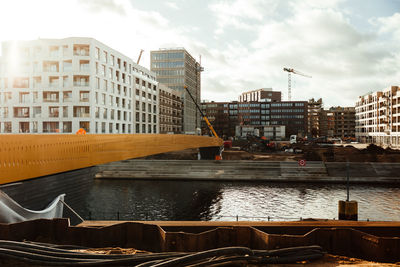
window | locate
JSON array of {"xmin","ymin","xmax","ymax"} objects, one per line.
[
  {"xmin": 62, "ymin": 45, "xmax": 68, "ymax": 57},
  {"xmin": 49, "ymin": 106, "xmax": 59, "ymax": 118},
  {"xmin": 43, "ymin": 61, "xmax": 59, "ymax": 72},
  {"xmin": 4, "ymin": 122, "xmax": 11, "ymax": 133},
  {"xmin": 49, "ymin": 46, "xmax": 59, "ymax": 57},
  {"xmin": 63, "ymin": 60, "xmax": 72, "ymax": 72},
  {"xmin": 13, "ymin": 77, "xmax": 29, "ymax": 88},
  {"xmin": 63, "ymin": 106, "xmax": 68, "ymax": 118},
  {"xmin": 63, "ymin": 122, "xmax": 72, "ymax": 133},
  {"xmin": 63, "ymin": 76, "xmax": 69, "ymax": 87},
  {"xmin": 80, "ymin": 60, "xmax": 90, "ymax": 72},
  {"xmin": 79, "ymin": 121, "xmax": 90, "ymax": 132},
  {"xmin": 14, "ymin": 107, "xmax": 29, "ymax": 118},
  {"xmin": 19, "ymin": 92, "xmax": 30, "ymax": 103},
  {"xmin": 43, "ymin": 91, "xmax": 59, "ymax": 102},
  {"xmin": 103, "ymin": 108, "xmax": 108, "ymax": 119},
  {"xmin": 43, "ymin": 122, "xmax": 59, "ymax": 133},
  {"xmin": 110, "ymin": 55, "xmax": 114, "ymax": 66},
  {"xmin": 104, "ymin": 79, "xmax": 108, "ymax": 91},
  {"xmin": 73, "ymin": 44, "xmax": 89, "ymax": 56},
  {"xmin": 63, "ymin": 91, "xmax": 72, "ymax": 102},
  {"xmin": 95, "ymin": 47, "xmax": 100, "ymax": 59},
  {"xmin": 80, "ymin": 91, "xmax": 90, "ymax": 102},
  {"xmin": 73, "ymin": 75, "xmax": 89, "ymax": 86},
  {"xmin": 101, "ymin": 65, "xmax": 106, "ymax": 76},
  {"xmin": 73, "ymin": 106, "xmax": 90, "ymax": 117},
  {"xmin": 33, "ymin": 107, "xmax": 41, "ymax": 118},
  {"xmin": 102, "ymin": 51, "xmax": 107, "ymax": 63}
]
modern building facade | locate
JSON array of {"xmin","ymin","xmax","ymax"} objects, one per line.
[
  {"xmin": 158, "ymin": 83, "xmax": 183, "ymax": 133},
  {"xmin": 201, "ymin": 89, "xmax": 308, "ymax": 139},
  {"xmin": 355, "ymin": 86, "xmax": 400, "ymax": 146},
  {"xmin": 150, "ymin": 48, "xmax": 201, "ymax": 134},
  {"xmin": 239, "ymin": 88, "xmax": 281, "ymax": 102},
  {"xmin": 325, "ymin": 107, "xmax": 355, "ymax": 138},
  {"xmin": 0, "ymin": 37, "xmax": 159, "ymax": 134}
]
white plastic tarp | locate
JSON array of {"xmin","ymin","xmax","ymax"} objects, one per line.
[{"xmin": 0, "ymin": 190, "xmax": 65, "ymax": 223}]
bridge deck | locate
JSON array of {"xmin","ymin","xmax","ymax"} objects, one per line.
[{"xmin": 0, "ymin": 134, "xmax": 222, "ymax": 185}]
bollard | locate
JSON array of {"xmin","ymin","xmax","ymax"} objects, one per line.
[{"xmin": 338, "ymin": 200, "xmax": 358, "ymax": 220}]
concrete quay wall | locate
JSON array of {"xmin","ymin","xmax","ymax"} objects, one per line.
[{"xmin": 96, "ymin": 160, "xmax": 400, "ymax": 184}]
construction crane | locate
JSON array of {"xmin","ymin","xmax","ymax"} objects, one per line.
[
  {"xmin": 184, "ymin": 85, "xmax": 219, "ymax": 138},
  {"xmin": 283, "ymin": 68, "xmax": 312, "ymax": 101},
  {"xmin": 137, "ymin": 49, "xmax": 144, "ymax": 64}
]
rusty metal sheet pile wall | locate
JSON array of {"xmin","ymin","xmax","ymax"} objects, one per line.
[
  {"xmin": 0, "ymin": 134, "xmax": 222, "ymax": 184},
  {"xmin": 0, "ymin": 219, "xmax": 399, "ymax": 262}
]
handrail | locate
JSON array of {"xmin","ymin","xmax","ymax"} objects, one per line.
[{"xmin": 0, "ymin": 134, "xmax": 222, "ymax": 185}]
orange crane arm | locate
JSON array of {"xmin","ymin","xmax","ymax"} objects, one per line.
[{"xmin": 184, "ymin": 85, "xmax": 219, "ymax": 138}]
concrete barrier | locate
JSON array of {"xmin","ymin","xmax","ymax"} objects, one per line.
[{"xmin": 96, "ymin": 160, "xmax": 400, "ymax": 184}]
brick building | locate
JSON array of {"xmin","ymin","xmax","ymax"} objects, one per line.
[
  {"xmin": 201, "ymin": 91, "xmax": 307, "ymax": 138},
  {"xmin": 159, "ymin": 83, "xmax": 183, "ymax": 133}
]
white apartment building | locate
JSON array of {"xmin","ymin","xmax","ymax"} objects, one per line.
[
  {"xmin": 355, "ymin": 86, "xmax": 400, "ymax": 146},
  {"xmin": 0, "ymin": 37, "xmax": 159, "ymax": 134}
]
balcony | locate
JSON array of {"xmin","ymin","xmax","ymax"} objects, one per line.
[
  {"xmin": 74, "ymin": 106, "xmax": 90, "ymax": 118},
  {"xmin": 80, "ymin": 91, "xmax": 90, "ymax": 102},
  {"xmin": 63, "ymin": 92, "xmax": 72, "ymax": 102},
  {"xmin": 73, "ymin": 45, "xmax": 90, "ymax": 56},
  {"xmin": 14, "ymin": 107, "xmax": 30, "ymax": 118},
  {"xmin": 43, "ymin": 61, "xmax": 59, "ymax": 72},
  {"xmin": 73, "ymin": 76, "xmax": 90, "ymax": 87},
  {"xmin": 43, "ymin": 92, "xmax": 59, "ymax": 103},
  {"xmin": 49, "ymin": 111, "xmax": 59, "ymax": 118},
  {"xmin": 43, "ymin": 122, "xmax": 60, "ymax": 133}
]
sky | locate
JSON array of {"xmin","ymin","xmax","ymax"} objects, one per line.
[{"xmin": 0, "ymin": 0, "xmax": 399, "ymax": 107}]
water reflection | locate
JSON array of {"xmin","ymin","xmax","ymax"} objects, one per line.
[
  {"xmin": 77, "ymin": 180, "xmax": 222, "ymax": 220},
  {"xmin": 76, "ymin": 180, "xmax": 400, "ymax": 221}
]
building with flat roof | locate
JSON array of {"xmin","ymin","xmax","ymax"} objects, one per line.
[
  {"xmin": 239, "ymin": 88, "xmax": 281, "ymax": 102},
  {"xmin": 0, "ymin": 37, "xmax": 159, "ymax": 134},
  {"xmin": 159, "ymin": 83, "xmax": 183, "ymax": 133},
  {"xmin": 355, "ymin": 86, "xmax": 400, "ymax": 146},
  {"xmin": 150, "ymin": 48, "xmax": 201, "ymax": 134},
  {"xmin": 201, "ymin": 89, "xmax": 307, "ymax": 139},
  {"xmin": 326, "ymin": 107, "xmax": 355, "ymax": 138}
]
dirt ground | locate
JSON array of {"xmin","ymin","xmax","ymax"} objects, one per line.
[{"xmin": 142, "ymin": 143, "xmax": 400, "ymax": 163}]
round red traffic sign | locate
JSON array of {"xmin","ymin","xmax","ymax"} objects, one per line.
[{"xmin": 298, "ymin": 159, "xmax": 306, "ymax": 166}]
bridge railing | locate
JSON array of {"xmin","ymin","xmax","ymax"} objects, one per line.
[{"xmin": 0, "ymin": 134, "xmax": 222, "ymax": 185}]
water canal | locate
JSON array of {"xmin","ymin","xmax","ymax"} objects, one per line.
[{"xmin": 75, "ymin": 180, "xmax": 400, "ymax": 221}]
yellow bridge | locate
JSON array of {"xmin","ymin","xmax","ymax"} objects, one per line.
[{"xmin": 0, "ymin": 134, "xmax": 222, "ymax": 185}]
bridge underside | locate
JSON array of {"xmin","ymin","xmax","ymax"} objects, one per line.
[{"xmin": 0, "ymin": 134, "xmax": 222, "ymax": 185}]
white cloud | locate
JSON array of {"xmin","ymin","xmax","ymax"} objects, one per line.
[
  {"xmin": 374, "ymin": 12, "xmax": 400, "ymax": 40},
  {"xmin": 164, "ymin": 1, "xmax": 179, "ymax": 10},
  {"xmin": 0, "ymin": 0, "xmax": 398, "ymax": 108},
  {"xmin": 201, "ymin": 1, "xmax": 400, "ymax": 107},
  {"xmin": 80, "ymin": 0, "xmax": 127, "ymax": 15},
  {"xmin": 0, "ymin": 0, "xmax": 196, "ymax": 68},
  {"xmin": 208, "ymin": 0, "xmax": 274, "ymax": 35}
]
